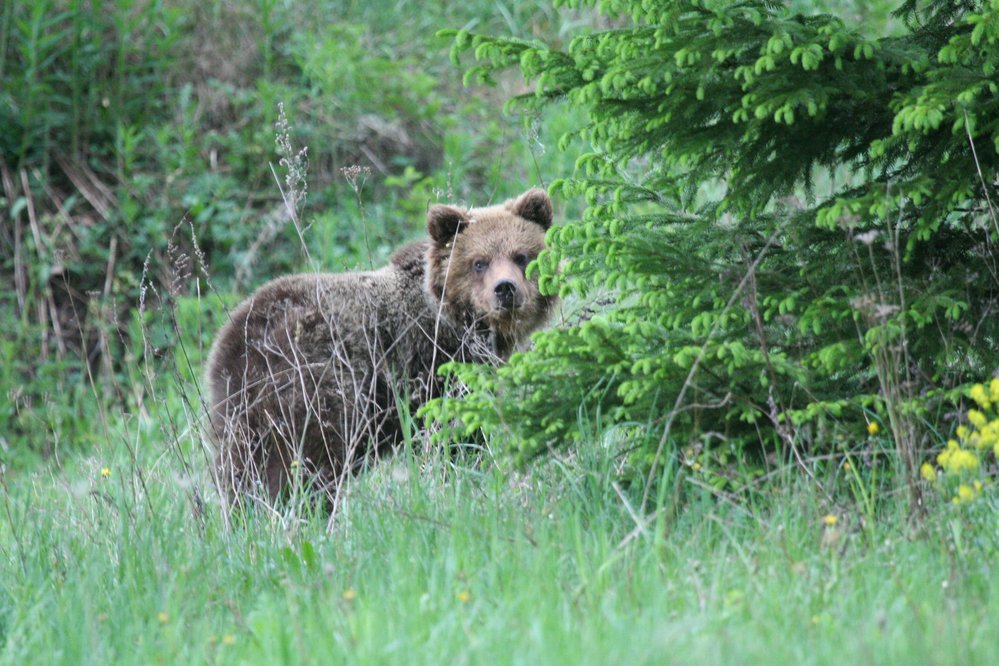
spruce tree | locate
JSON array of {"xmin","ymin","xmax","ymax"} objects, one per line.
[{"xmin": 430, "ymin": 0, "xmax": 999, "ymax": 505}]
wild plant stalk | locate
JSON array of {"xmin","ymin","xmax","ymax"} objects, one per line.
[
  {"xmin": 15, "ymin": 0, "xmax": 56, "ymax": 165},
  {"xmin": 341, "ymin": 164, "xmax": 373, "ymax": 268},
  {"xmin": 257, "ymin": 0, "xmax": 278, "ymax": 83},
  {"xmin": 847, "ymin": 223, "xmax": 923, "ymax": 518},
  {"xmin": 272, "ymin": 102, "xmax": 311, "ymax": 263},
  {"xmin": 68, "ymin": 0, "xmax": 83, "ymax": 160}
]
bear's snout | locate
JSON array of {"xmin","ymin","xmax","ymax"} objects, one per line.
[
  {"xmin": 484, "ymin": 257, "xmax": 528, "ymax": 312},
  {"xmin": 494, "ymin": 279, "xmax": 519, "ymax": 310}
]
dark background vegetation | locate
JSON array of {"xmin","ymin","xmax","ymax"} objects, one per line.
[{"xmin": 1, "ymin": 0, "xmax": 588, "ymax": 466}]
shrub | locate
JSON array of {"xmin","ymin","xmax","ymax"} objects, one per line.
[{"xmin": 433, "ymin": 0, "xmax": 999, "ymax": 505}]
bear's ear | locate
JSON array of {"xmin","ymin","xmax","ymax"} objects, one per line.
[
  {"xmin": 510, "ymin": 188, "xmax": 553, "ymax": 230},
  {"xmin": 427, "ymin": 205, "xmax": 471, "ymax": 244}
]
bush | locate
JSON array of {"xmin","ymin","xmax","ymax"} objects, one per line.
[{"xmin": 433, "ymin": 0, "xmax": 999, "ymax": 504}]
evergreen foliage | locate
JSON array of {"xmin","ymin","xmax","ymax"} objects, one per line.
[{"xmin": 432, "ymin": 0, "xmax": 999, "ymax": 478}]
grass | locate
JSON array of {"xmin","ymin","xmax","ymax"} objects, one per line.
[{"xmin": 2, "ymin": 391, "xmax": 996, "ymax": 664}]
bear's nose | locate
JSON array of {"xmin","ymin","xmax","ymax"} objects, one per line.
[{"xmin": 494, "ymin": 280, "xmax": 518, "ymax": 309}]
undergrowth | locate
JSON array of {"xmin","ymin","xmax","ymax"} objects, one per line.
[
  {"xmin": 0, "ymin": 0, "xmax": 585, "ymax": 463},
  {"xmin": 2, "ymin": 270, "xmax": 995, "ymax": 662}
]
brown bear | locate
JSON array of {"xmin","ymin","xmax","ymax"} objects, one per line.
[{"xmin": 205, "ymin": 188, "xmax": 555, "ymax": 502}]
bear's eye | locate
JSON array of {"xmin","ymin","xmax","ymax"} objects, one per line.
[
  {"xmin": 472, "ymin": 259, "xmax": 488, "ymax": 274},
  {"xmin": 513, "ymin": 253, "xmax": 530, "ymax": 269}
]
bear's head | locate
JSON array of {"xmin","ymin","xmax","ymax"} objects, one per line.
[{"xmin": 427, "ymin": 188, "xmax": 556, "ymax": 355}]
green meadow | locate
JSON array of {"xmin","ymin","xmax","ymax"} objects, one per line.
[{"xmin": 2, "ymin": 1, "xmax": 997, "ymax": 663}]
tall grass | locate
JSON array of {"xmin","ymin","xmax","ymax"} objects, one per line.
[
  {"xmin": 2, "ymin": 265, "xmax": 996, "ymax": 662},
  {"xmin": 2, "ymin": 390, "xmax": 996, "ymax": 663}
]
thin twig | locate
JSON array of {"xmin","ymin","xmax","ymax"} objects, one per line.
[
  {"xmin": 612, "ymin": 481, "xmax": 649, "ymax": 541},
  {"xmin": 741, "ymin": 240, "xmax": 820, "ymax": 493},
  {"xmin": 269, "ymin": 161, "xmax": 311, "ymax": 264},
  {"xmin": 640, "ymin": 221, "xmax": 787, "ymax": 514},
  {"xmin": 20, "ymin": 169, "xmax": 68, "ymax": 359},
  {"xmin": 963, "ymin": 109, "xmax": 999, "ymax": 237}
]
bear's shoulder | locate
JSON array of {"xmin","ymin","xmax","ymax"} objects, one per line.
[{"xmin": 389, "ymin": 240, "xmax": 431, "ymax": 282}]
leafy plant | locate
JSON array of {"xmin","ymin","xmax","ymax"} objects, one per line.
[
  {"xmin": 921, "ymin": 379, "xmax": 999, "ymax": 506},
  {"xmin": 432, "ymin": 0, "xmax": 999, "ymax": 510}
]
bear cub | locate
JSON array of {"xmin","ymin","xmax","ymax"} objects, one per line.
[{"xmin": 206, "ymin": 188, "xmax": 556, "ymax": 501}]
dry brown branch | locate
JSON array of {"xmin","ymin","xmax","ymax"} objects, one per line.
[
  {"xmin": 55, "ymin": 153, "xmax": 114, "ymax": 222},
  {"xmin": 0, "ymin": 158, "xmax": 26, "ymax": 316}
]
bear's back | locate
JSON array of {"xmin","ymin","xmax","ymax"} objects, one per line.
[{"xmin": 206, "ymin": 250, "xmax": 442, "ymax": 411}]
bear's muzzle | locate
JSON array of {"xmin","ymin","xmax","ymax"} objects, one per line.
[{"xmin": 494, "ymin": 279, "xmax": 520, "ymax": 310}]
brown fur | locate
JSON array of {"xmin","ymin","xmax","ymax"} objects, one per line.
[{"xmin": 205, "ymin": 189, "xmax": 556, "ymax": 501}]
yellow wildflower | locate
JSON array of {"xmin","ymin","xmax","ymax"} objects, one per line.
[
  {"xmin": 222, "ymin": 635, "xmax": 236, "ymax": 646},
  {"xmin": 691, "ymin": 462, "xmax": 702, "ymax": 472},
  {"xmin": 990, "ymin": 378, "xmax": 999, "ymax": 402},
  {"xmin": 867, "ymin": 421, "xmax": 879, "ymax": 436},
  {"xmin": 822, "ymin": 514, "xmax": 837, "ymax": 526},
  {"xmin": 100, "ymin": 468, "xmax": 111, "ymax": 478},
  {"xmin": 977, "ymin": 421, "xmax": 999, "ymax": 449},
  {"xmin": 157, "ymin": 612, "xmax": 169, "ymax": 624},
  {"xmin": 342, "ymin": 588, "xmax": 357, "ymax": 601},
  {"xmin": 937, "ymin": 440, "xmax": 980, "ymax": 475},
  {"xmin": 952, "ymin": 482, "xmax": 981, "ymax": 505},
  {"xmin": 457, "ymin": 590, "xmax": 471, "ymax": 603},
  {"xmin": 967, "ymin": 409, "xmax": 987, "ymax": 429},
  {"xmin": 969, "ymin": 384, "xmax": 991, "ymax": 410},
  {"xmin": 920, "ymin": 463, "xmax": 937, "ymax": 482},
  {"xmin": 842, "ymin": 461, "xmax": 852, "ymax": 472},
  {"xmin": 956, "ymin": 425, "xmax": 970, "ymax": 441}
]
